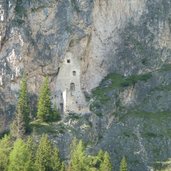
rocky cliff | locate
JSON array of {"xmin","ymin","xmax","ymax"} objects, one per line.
[{"xmin": 1, "ymin": 0, "xmax": 171, "ymax": 170}]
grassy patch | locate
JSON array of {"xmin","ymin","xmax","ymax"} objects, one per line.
[
  {"xmin": 90, "ymin": 72, "xmax": 152, "ymax": 113},
  {"xmin": 15, "ymin": 0, "xmax": 27, "ymax": 17},
  {"xmin": 93, "ymin": 72, "xmax": 152, "ymax": 93},
  {"xmin": 125, "ymin": 110, "xmax": 171, "ymax": 121},
  {"xmin": 30, "ymin": 119, "xmax": 65, "ymax": 135},
  {"xmin": 153, "ymin": 84, "xmax": 171, "ymax": 91},
  {"xmin": 159, "ymin": 64, "xmax": 171, "ymax": 72}
]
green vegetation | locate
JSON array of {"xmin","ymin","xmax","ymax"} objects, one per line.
[
  {"xmin": 0, "ymin": 135, "xmax": 12, "ymax": 171},
  {"xmin": 120, "ymin": 156, "xmax": 127, "ymax": 171},
  {"xmin": 0, "ymin": 134, "xmax": 113, "ymax": 171},
  {"xmin": 8, "ymin": 139, "xmax": 33, "ymax": 171},
  {"xmin": 10, "ymin": 76, "xmax": 30, "ymax": 138},
  {"xmin": 94, "ymin": 72, "xmax": 152, "ymax": 91},
  {"xmin": 35, "ymin": 134, "xmax": 61, "ymax": 171},
  {"xmin": 69, "ymin": 139, "xmax": 112, "ymax": 171},
  {"xmin": 36, "ymin": 77, "xmax": 60, "ymax": 122},
  {"xmin": 37, "ymin": 77, "xmax": 52, "ymax": 122},
  {"xmin": 90, "ymin": 72, "xmax": 152, "ymax": 115},
  {"xmin": 99, "ymin": 151, "xmax": 112, "ymax": 171},
  {"xmin": 159, "ymin": 64, "xmax": 171, "ymax": 72},
  {"xmin": 10, "ymin": 76, "xmax": 61, "ymax": 138}
]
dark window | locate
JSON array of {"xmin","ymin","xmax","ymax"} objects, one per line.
[
  {"xmin": 60, "ymin": 103, "xmax": 64, "ymax": 114},
  {"xmin": 73, "ymin": 71, "xmax": 76, "ymax": 76},
  {"xmin": 67, "ymin": 59, "xmax": 70, "ymax": 63},
  {"xmin": 70, "ymin": 83, "xmax": 75, "ymax": 92}
]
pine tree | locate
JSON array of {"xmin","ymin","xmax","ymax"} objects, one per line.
[
  {"xmin": 51, "ymin": 103, "xmax": 60, "ymax": 121},
  {"xmin": 34, "ymin": 134, "xmax": 51, "ymax": 171},
  {"xmin": 8, "ymin": 139, "xmax": 33, "ymax": 171},
  {"xmin": 99, "ymin": 151, "xmax": 112, "ymax": 171},
  {"xmin": 70, "ymin": 139, "xmax": 87, "ymax": 171},
  {"xmin": 26, "ymin": 136, "xmax": 37, "ymax": 171},
  {"xmin": 10, "ymin": 106, "xmax": 26, "ymax": 139},
  {"xmin": 50, "ymin": 146, "xmax": 61, "ymax": 171},
  {"xmin": 60, "ymin": 162, "xmax": 65, "ymax": 171},
  {"xmin": 37, "ymin": 77, "xmax": 52, "ymax": 122},
  {"xmin": 11, "ymin": 76, "xmax": 30, "ymax": 138},
  {"xmin": 17, "ymin": 76, "xmax": 30, "ymax": 130},
  {"xmin": 120, "ymin": 156, "xmax": 127, "ymax": 171},
  {"xmin": 34, "ymin": 134, "xmax": 61, "ymax": 171},
  {"xmin": 97, "ymin": 149, "xmax": 104, "ymax": 161},
  {"xmin": 0, "ymin": 135, "xmax": 12, "ymax": 171}
]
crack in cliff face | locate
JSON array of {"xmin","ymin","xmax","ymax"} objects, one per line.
[
  {"xmin": 1, "ymin": 0, "xmax": 171, "ymax": 170},
  {"xmin": 134, "ymin": 125, "xmax": 149, "ymax": 168}
]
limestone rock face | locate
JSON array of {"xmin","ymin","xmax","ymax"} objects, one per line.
[{"xmin": 1, "ymin": 0, "xmax": 171, "ymax": 170}]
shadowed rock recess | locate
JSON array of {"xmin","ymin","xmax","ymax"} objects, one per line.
[{"xmin": 1, "ymin": 0, "xmax": 171, "ymax": 170}]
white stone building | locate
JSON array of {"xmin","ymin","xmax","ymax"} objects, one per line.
[{"xmin": 55, "ymin": 52, "xmax": 89, "ymax": 114}]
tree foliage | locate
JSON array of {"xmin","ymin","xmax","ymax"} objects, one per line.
[
  {"xmin": 69, "ymin": 139, "xmax": 86, "ymax": 171},
  {"xmin": 0, "ymin": 135, "xmax": 12, "ymax": 171},
  {"xmin": 8, "ymin": 139, "xmax": 33, "ymax": 171},
  {"xmin": 0, "ymin": 133, "xmax": 117, "ymax": 171},
  {"xmin": 120, "ymin": 156, "xmax": 127, "ymax": 171},
  {"xmin": 99, "ymin": 151, "xmax": 112, "ymax": 171},
  {"xmin": 68, "ymin": 139, "xmax": 112, "ymax": 171},
  {"xmin": 37, "ymin": 77, "xmax": 52, "ymax": 122},
  {"xmin": 11, "ymin": 76, "xmax": 30, "ymax": 138},
  {"xmin": 34, "ymin": 134, "xmax": 61, "ymax": 171}
]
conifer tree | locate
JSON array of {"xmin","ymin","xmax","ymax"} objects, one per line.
[
  {"xmin": 97, "ymin": 149, "xmax": 104, "ymax": 161},
  {"xmin": 50, "ymin": 147, "xmax": 61, "ymax": 171},
  {"xmin": 8, "ymin": 139, "xmax": 33, "ymax": 171},
  {"xmin": 34, "ymin": 134, "xmax": 61, "ymax": 171},
  {"xmin": 10, "ymin": 107, "xmax": 25, "ymax": 139},
  {"xmin": 11, "ymin": 76, "xmax": 30, "ymax": 138},
  {"xmin": 37, "ymin": 77, "xmax": 52, "ymax": 122},
  {"xmin": 34, "ymin": 134, "xmax": 51, "ymax": 171},
  {"xmin": 0, "ymin": 135, "xmax": 12, "ymax": 171},
  {"xmin": 120, "ymin": 156, "xmax": 127, "ymax": 171},
  {"xmin": 69, "ymin": 139, "xmax": 87, "ymax": 171},
  {"xmin": 60, "ymin": 162, "xmax": 65, "ymax": 171},
  {"xmin": 52, "ymin": 103, "xmax": 60, "ymax": 121},
  {"xmin": 99, "ymin": 151, "xmax": 112, "ymax": 171},
  {"xmin": 26, "ymin": 136, "xmax": 37, "ymax": 170},
  {"xmin": 17, "ymin": 76, "xmax": 30, "ymax": 130}
]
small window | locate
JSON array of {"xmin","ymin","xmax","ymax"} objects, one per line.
[
  {"xmin": 70, "ymin": 83, "xmax": 75, "ymax": 92},
  {"xmin": 60, "ymin": 103, "xmax": 64, "ymax": 114},
  {"xmin": 73, "ymin": 71, "xmax": 76, "ymax": 76},
  {"xmin": 67, "ymin": 59, "xmax": 70, "ymax": 63}
]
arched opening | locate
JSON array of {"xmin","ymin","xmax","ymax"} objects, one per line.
[
  {"xmin": 70, "ymin": 83, "xmax": 75, "ymax": 95},
  {"xmin": 67, "ymin": 59, "xmax": 70, "ymax": 63},
  {"xmin": 72, "ymin": 71, "xmax": 76, "ymax": 76}
]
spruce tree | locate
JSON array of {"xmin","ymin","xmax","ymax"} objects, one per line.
[
  {"xmin": 10, "ymin": 106, "xmax": 26, "ymax": 138},
  {"xmin": 26, "ymin": 136, "xmax": 37, "ymax": 170},
  {"xmin": 17, "ymin": 76, "xmax": 30, "ymax": 130},
  {"xmin": 52, "ymin": 103, "xmax": 60, "ymax": 121},
  {"xmin": 51, "ymin": 147, "xmax": 61, "ymax": 171},
  {"xmin": 8, "ymin": 139, "xmax": 33, "ymax": 171},
  {"xmin": 60, "ymin": 162, "xmax": 65, "ymax": 171},
  {"xmin": 99, "ymin": 151, "xmax": 112, "ymax": 171},
  {"xmin": 34, "ymin": 134, "xmax": 61, "ymax": 171},
  {"xmin": 11, "ymin": 76, "xmax": 30, "ymax": 138},
  {"xmin": 120, "ymin": 156, "xmax": 127, "ymax": 171},
  {"xmin": 70, "ymin": 139, "xmax": 87, "ymax": 171},
  {"xmin": 37, "ymin": 77, "xmax": 52, "ymax": 122},
  {"xmin": 0, "ymin": 135, "xmax": 12, "ymax": 171}
]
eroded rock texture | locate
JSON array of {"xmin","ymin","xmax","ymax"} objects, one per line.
[{"xmin": 1, "ymin": 0, "xmax": 171, "ymax": 170}]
